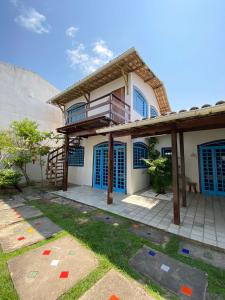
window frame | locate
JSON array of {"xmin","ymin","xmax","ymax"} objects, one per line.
[
  {"xmin": 150, "ymin": 105, "xmax": 159, "ymax": 118},
  {"xmin": 133, "ymin": 142, "xmax": 148, "ymax": 169},
  {"xmin": 161, "ymin": 147, "xmax": 172, "ymax": 157},
  {"xmin": 66, "ymin": 102, "xmax": 86, "ymax": 124},
  {"xmin": 68, "ymin": 146, "xmax": 84, "ymax": 167},
  {"xmin": 133, "ymin": 88, "xmax": 148, "ymax": 118}
]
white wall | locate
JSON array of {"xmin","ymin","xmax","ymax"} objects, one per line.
[
  {"xmin": 0, "ymin": 62, "xmax": 63, "ymax": 182},
  {"xmin": 156, "ymin": 129, "xmax": 225, "ymax": 192},
  {"xmin": 66, "ymin": 72, "xmax": 162, "ymax": 194},
  {"xmin": 68, "ymin": 134, "xmax": 133, "ymax": 194},
  {"xmin": 68, "ymin": 134, "xmax": 151, "ymax": 195},
  {"xmin": 130, "ymin": 137, "xmax": 150, "ymax": 194}
]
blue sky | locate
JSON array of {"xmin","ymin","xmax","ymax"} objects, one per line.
[{"xmin": 1, "ymin": 0, "xmax": 225, "ymax": 111}]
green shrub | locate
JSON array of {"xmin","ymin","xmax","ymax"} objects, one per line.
[{"xmin": 0, "ymin": 169, "xmax": 22, "ymax": 188}]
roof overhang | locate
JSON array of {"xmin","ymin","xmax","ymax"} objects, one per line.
[
  {"xmin": 48, "ymin": 48, "xmax": 171, "ymax": 114},
  {"xmin": 96, "ymin": 103, "xmax": 225, "ymax": 138}
]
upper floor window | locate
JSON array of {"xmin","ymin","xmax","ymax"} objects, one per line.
[
  {"xmin": 133, "ymin": 88, "xmax": 148, "ymax": 118},
  {"xmin": 133, "ymin": 142, "xmax": 148, "ymax": 168},
  {"xmin": 150, "ymin": 105, "xmax": 159, "ymax": 118},
  {"xmin": 68, "ymin": 146, "xmax": 84, "ymax": 166},
  {"xmin": 66, "ymin": 102, "xmax": 86, "ymax": 124}
]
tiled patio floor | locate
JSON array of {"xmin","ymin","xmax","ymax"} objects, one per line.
[{"xmin": 55, "ymin": 186, "xmax": 225, "ymax": 251}]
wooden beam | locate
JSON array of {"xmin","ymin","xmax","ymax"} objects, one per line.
[
  {"xmin": 179, "ymin": 131, "xmax": 187, "ymax": 207},
  {"xmin": 107, "ymin": 133, "xmax": 114, "ymax": 204},
  {"xmin": 171, "ymin": 129, "xmax": 180, "ymax": 225},
  {"xmin": 120, "ymin": 67, "xmax": 129, "ymax": 95},
  {"xmin": 62, "ymin": 134, "xmax": 69, "ymax": 191}
]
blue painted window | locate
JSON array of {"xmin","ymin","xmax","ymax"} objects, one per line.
[
  {"xmin": 200, "ymin": 140, "xmax": 225, "ymax": 196},
  {"xmin": 68, "ymin": 146, "xmax": 84, "ymax": 166},
  {"xmin": 150, "ymin": 105, "xmax": 159, "ymax": 118},
  {"xmin": 133, "ymin": 142, "xmax": 148, "ymax": 168},
  {"xmin": 161, "ymin": 147, "xmax": 172, "ymax": 157},
  {"xmin": 93, "ymin": 142, "xmax": 126, "ymax": 192},
  {"xmin": 133, "ymin": 88, "xmax": 148, "ymax": 118},
  {"xmin": 66, "ymin": 102, "xmax": 86, "ymax": 124}
]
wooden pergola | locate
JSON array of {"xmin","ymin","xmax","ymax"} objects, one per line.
[{"xmin": 97, "ymin": 104, "xmax": 225, "ymax": 225}]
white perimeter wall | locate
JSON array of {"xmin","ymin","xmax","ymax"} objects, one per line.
[
  {"xmin": 0, "ymin": 62, "xmax": 63, "ymax": 182},
  {"xmin": 156, "ymin": 128, "xmax": 225, "ymax": 192}
]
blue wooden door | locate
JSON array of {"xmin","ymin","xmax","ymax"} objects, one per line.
[
  {"xmin": 93, "ymin": 142, "xmax": 126, "ymax": 192},
  {"xmin": 200, "ymin": 141, "xmax": 225, "ymax": 196}
]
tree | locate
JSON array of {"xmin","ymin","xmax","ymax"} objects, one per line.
[
  {"xmin": 143, "ymin": 137, "xmax": 172, "ymax": 194},
  {"xmin": 0, "ymin": 118, "xmax": 58, "ymax": 185}
]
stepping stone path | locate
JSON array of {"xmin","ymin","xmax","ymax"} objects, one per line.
[
  {"xmin": 49, "ymin": 196, "xmax": 96, "ymax": 213},
  {"xmin": 129, "ymin": 245, "xmax": 208, "ymax": 300},
  {"xmin": 8, "ymin": 236, "xmax": 98, "ymax": 300},
  {"xmin": 0, "ymin": 216, "xmax": 61, "ymax": 252},
  {"xmin": 179, "ymin": 241, "xmax": 225, "ymax": 270},
  {"xmin": 0, "ymin": 198, "xmax": 25, "ymax": 211},
  {"xmin": 129, "ymin": 223, "xmax": 170, "ymax": 246},
  {"xmin": 79, "ymin": 269, "xmax": 154, "ymax": 300},
  {"xmin": 93, "ymin": 212, "xmax": 124, "ymax": 226},
  {"xmin": 0, "ymin": 205, "xmax": 43, "ymax": 229}
]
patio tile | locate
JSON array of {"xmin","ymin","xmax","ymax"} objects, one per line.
[
  {"xmin": 190, "ymin": 234, "xmax": 203, "ymax": 242},
  {"xmin": 129, "ymin": 245, "xmax": 208, "ymax": 300},
  {"xmin": 8, "ymin": 236, "xmax": 98, "ymax": 300}
]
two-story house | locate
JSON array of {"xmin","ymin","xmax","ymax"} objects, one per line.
[
  {"xmin": 47, "ymin": 48, "xmax": 170, "ymax": 195},
  {"xmin": 47, "ymin": 47, "xmax": 225, "ymax": 229}
]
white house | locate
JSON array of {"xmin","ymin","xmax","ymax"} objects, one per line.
[{"xmin": 47, "ymin": 48, "xmax": 225, "ymax": 210}]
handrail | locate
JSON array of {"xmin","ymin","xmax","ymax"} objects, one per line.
[
  {"xmin": 111, "ymin": 93, "xmax": 131, "ymax": 109},
  {"xmin": 66, "ymin": 92, "xmax": 130, "ymax": 125}
]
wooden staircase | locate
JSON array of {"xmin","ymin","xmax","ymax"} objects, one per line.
[{"xmin": 46, "ymin": 137, "xmax": 81, "ymax": 187}]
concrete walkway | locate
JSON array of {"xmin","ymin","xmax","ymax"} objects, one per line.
[{"xmin": 55, "ymin": 186, "xmax": 225, "ymax": 251}]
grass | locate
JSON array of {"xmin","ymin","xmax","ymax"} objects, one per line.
[{"xmin": 0, "ymin": 196, "xmax": 225, "ymax": 299}]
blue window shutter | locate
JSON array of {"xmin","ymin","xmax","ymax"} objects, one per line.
[
  {"xmin": 150, "ymin": 105, "xmax": 159, "ymax": 118},
  {"xmin": 133, "ymin": 88, "xmax": 148, "ymax": 118},
  {"xmin": 66, "ymin": 103, "xmax": 86, "ymax": 124},
  {"xmin": 133, "ymin": 142, "xmax": 148, "ymax": 168},
  {"xmin": 68, "ymin": 146, "xmax": 84, "ymax": 166}
]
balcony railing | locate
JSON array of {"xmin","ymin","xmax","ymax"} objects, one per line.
[{"xmin": 66, "ymin": 92, "xmax": 130, "ymax": 125}]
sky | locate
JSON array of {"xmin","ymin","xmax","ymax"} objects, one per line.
[{"xmin": 0, "ymin": 0, "xmax": 225, "ymax": 111}]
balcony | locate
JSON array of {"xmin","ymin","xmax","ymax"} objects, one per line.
[{"xmin": 57, "ymin": 92, "xmax": 130, "ymax": 136}]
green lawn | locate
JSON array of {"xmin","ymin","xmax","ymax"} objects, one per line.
[{"xmin": 0, "ymin": 197, "xmax": 225, "ymax": 300}]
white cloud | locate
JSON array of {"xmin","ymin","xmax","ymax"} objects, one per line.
[
  {"xmin": 93, "ymin": 40, "xmax": 113, "ymax": 59},
  {"xmin": 15, "ymin": 8, "xmax": 50, "ymax": 34},
  {"xmin": 66, "ymin": 40, "xmax": 114, "ymax": 74},
  {"xmin": 66, "ymin": 26, "xmax": 79, "ymax": 38}
]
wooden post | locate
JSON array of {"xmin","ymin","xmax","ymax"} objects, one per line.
[
  {"xmin": 179, "ymin": 131, "xmax": 187, "ymax": 207},
  {"xmin": 63, "ymin": 134, "xmax": 69, "ymax": 191},
  {"xmin": 171, "ymin": 129, "xmax": 180, "ymax": 225},
  {"xmin": 107, "ymin": 133, "xmax": 114, "ymax": 204}
]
